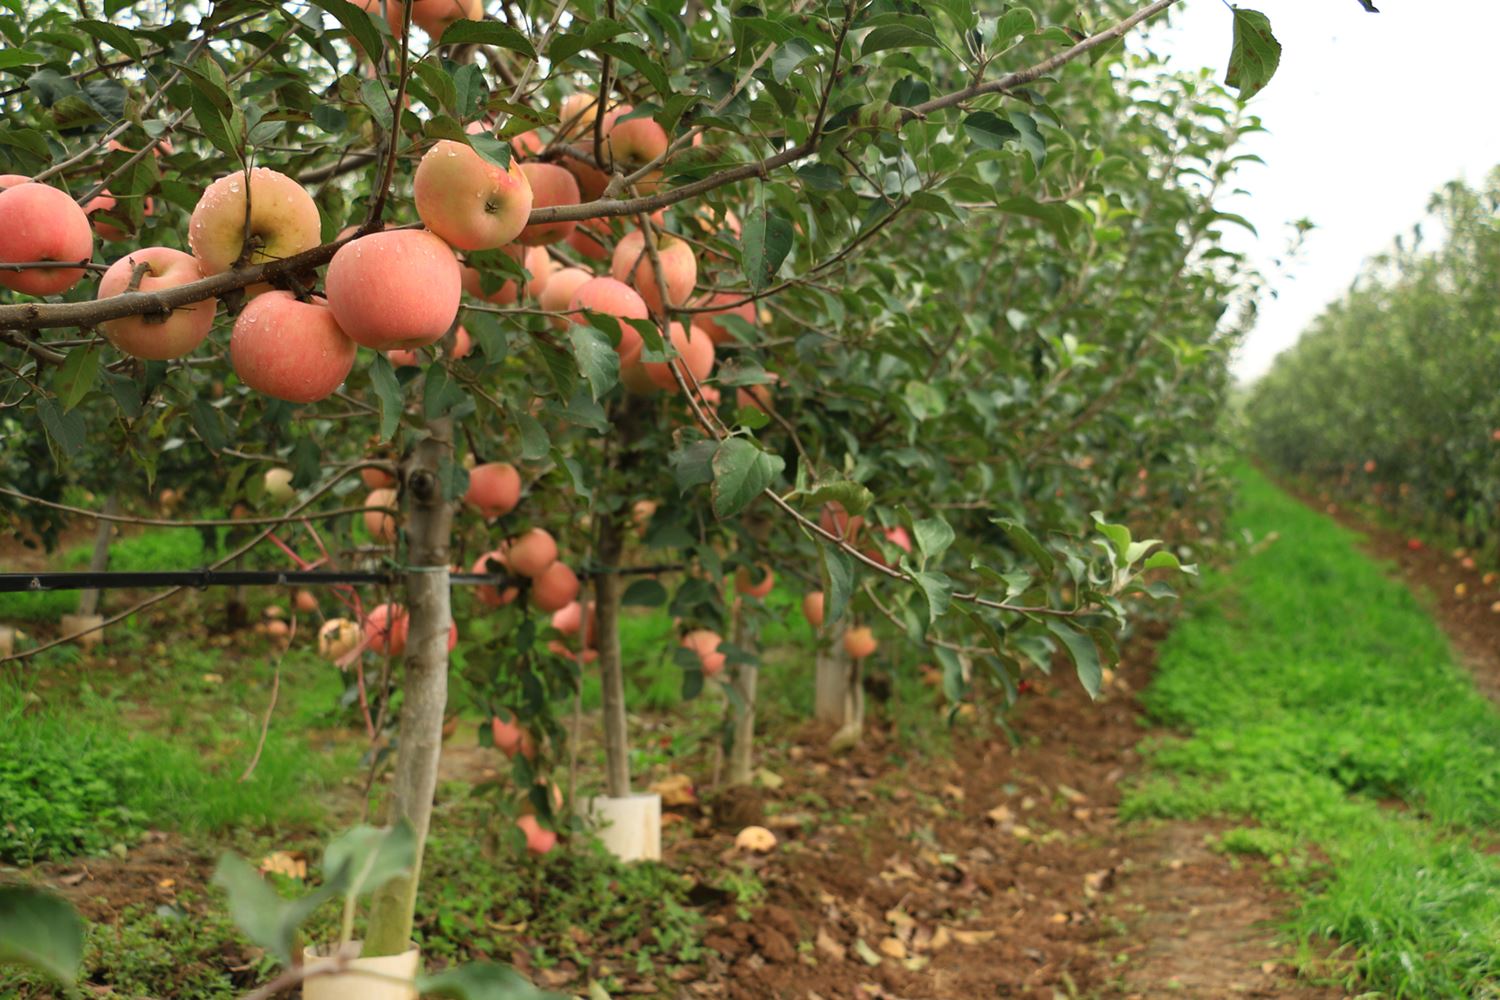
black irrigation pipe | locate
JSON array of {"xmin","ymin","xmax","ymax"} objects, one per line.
[{"xmin": 0, "ymin": 564, "xmax": 682, "ymax": 594}]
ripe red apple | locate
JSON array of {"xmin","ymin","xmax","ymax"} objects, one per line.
[
  {"xmin": 602, "ymin": 106, "xmax": 669, "ymax": 172},
  {"xmin": 411, "ymin": 0, "xmax": 480, "ymax": 36},
  {"xmin": 326, "ymin": 230, "xmax": 461, "ymax": 350},
  {"xmin": 388, "ymin": 324, "xmax": 472, "ymax": 367},
  {"xmin": 611, "ymin": 230, "xmax": 697, "ymax": 317},
  {"xmin": 231, "ymin": 292, "xmax": 357, "ymax": 403},
  {"xmin": 460, "ymin": 244, "xmax": 552, "ymax": 304},
  {"xmin": 735, "ymin": 564, "xmax": 774, "ymax": 600},
  {"xmin": 844, "ymin": 626, "xmax": 877, "ymax": 660},
  {"xmin": 0, "ymin": 174, "xmax": 30, "ymax": 188},
  {"xmin": 736, "ymin": 373, "xmax": 779, "ymax": 413},
  {"xmin": 643, "ymin": 321, "xmax": 715, "ymax": 391},
  {"xmin": 472, "ymin": 550, "xmax": 519, "ymax": 608},
  {"xmin": 555, "ymin": 93, "xmax": 602, "ymax": 141},
  {"xmin": 551, "ymin": 600, "xmax": 584, "ymax": 635},
  {"xmin": 188, "ymin": 168, "xmax": 320, "ymax": 274},
  {"xmin": 362, "ymin": 466, "xmax": 397, "ymax": 490},
  {"xmin": 682, "ymin": 629, "xmax": 726, "ymax": 677},
  {"xmin": 491, "ymin": 711, "xmax": 527, "ymax": 755},
  {"xmin": 568, "ymin": 276, "xmax": 649, "ymax": 363},
  {"xmin": 566, "ymin": 218, "xmax": 611, "ymax": 261},
  {"xmin": 294, "ymin": 589, "xmax": 319, "ymax": 614},
  {"xmin": 364, "ymin": 603, "xmax": 409, "ymax": 656},
  {"xmin": 538, "ymin": 266, "xmax": 593, "ymax": 329},
  {"xmin": 516, "ymin": 814, "xmax": 557, "ymax": 856},
  {"xmin": 508, "ymin": 528, "xmax": 558, "ymax": 577},
  {"xmin": 820, "ymin": 502, "xmax": 864, "ymax": 542},
  {"xmin": 364, "ymin": 488, "xmax": 399, "ymax": 543},
  {"xmin": 464, "ymin": 462, "xmax": 522, "ymax": 518},
  {"xmin": 96, "ymin": 247, "xmax": 217, "ymax": 360},
  {"xmin": 516, "ymin": 163, "xmax": 580, "ymax": 245},
  {"xmin": 85, "ymin": 189, "xmax": 154, "ymax": 241},
  {"xmin": 414, "ymin": 139, "xmax": 533, "ymax": 251},
  {"xmin": 802, "ymin": 591, "xmax": 825, "ymax": 628},
  {"xmin": 0, "ymin": 182, "xmax": 95, "ymax": 296},
  {"xmin": 531, "ymin": 561, "xmax": 580, "ymax": 612}
]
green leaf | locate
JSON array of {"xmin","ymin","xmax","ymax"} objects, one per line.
[
  {"xmin": 0, "ymin": 887, "xmax": 84, "ymax": 984},
  {"xmin": 315, "ymin": 0, "xmax": 385, "ymax": 62},
  {"xmin": 438, "ymin": 20, "xmax": 536, "ymax": 58},
  {"xmin": 963, "ymin": 110, "xmax": 1019, "ymax": 150},
  {"xmin": 1090, "ymin": 513, "xmax": 1131, "ymax": 561},
  {"xmin": 861, "ymin": 20, "xmax": 941, "ymax": 58},
  {"xmin": 567, "ymin": 326, "xmax": 620, "ymax": 401},
  {"xmin": 1045, "ymin": 619, "xmax": 1102, "ymax": 700},
  {"xmin": 418, "ymin": 962, "xmax": 564, "ymax": 999},
  {"xmin": 803, "ymin": 480, "xmax": 873, "ymax": 517},
  {"xmin": 368, "ymin": 354, "xmax": 403, "ymax": 441},
  {"xmin": 1225, "ymin": 9, "xmax": 1281, "ymax": 98},
  {"xmin": 992, "ymin": 518, "xmax": 1054, "ymax": 577},
  {"xmin": 322, "ymin": 820, "xmax": 416, "ymax": 899},
  {"xmin": 995, "ymin": 197, "xmax": 1080, "ymax": 247},
  {"xmin": 0, "ymin": 49, "xmax": 45, "ymax": 70},
  {"xmin": 1007, "ymin": 111, "xmax": 1046, "ymax": 170},
  {"xmin": 913, "ymin": 517, "xmax": 955, "ymax": 564},
  {"xmin": 622, "ymin": 579, "xmax": 668, "ymax": 607},
  {"xmin": 819, "ymin": 544, "xmax": 854, "ymax": 626},
  {"xmin": 213, "ymin": 854, "xmax": 335, "ymax": 966},
  {"xmin": 52, "ymin": 345, "xmax": 99, "ymax": 410},
  {"xmin": 710, "ymin": 438, "xmax": 784, "ymax": 518},
  {"xmin": 78, "ymin": 21, "xmax": 141, "ymax": 59},
  {"xmin": 771, "ymin": 38, "xmax": 816, "ymax": 84},
  {"xmin": 912, "ymin": 571, "xmax": 953, "ymax": 626},
  {"xmin": 740, "ymin": 202, "xmax": 793, "ymax": 293},
  {"xmin": 412, "ymin": 61, "xmax": 457, "ymax": 114},
  {"xmin": 35, "ymin": 397, "xmax": 84, "ymax": 455},
  {"xmin": 595, "ymin": 42, "xmax": 671, "ymax": 98},
  {"xmin": 670, "ymin": 439, "xmax": 717, "ymax": 492},
  {"xmin": 189, "ymin": 399, "xmax": 228, "ymax": 451},
  {"xmin": 516, "ymin": 413, "xmax": 549, "ymax": 461}
]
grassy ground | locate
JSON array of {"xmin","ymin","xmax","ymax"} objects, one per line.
[{"xmin": 1124, "ymin": 466, "xmax": 1500, "ymax": 998}]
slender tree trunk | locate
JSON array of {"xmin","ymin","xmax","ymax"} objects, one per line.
[
  {"xmin": 76, "ymin": 493, "xmax": 118, "ymax": 617},
  {"xmin": 596, "ymin": 512, "xmax": 631, "ymax": 799},
  {"xmin": 727, "ymin": 601, "xmax": 757, "ymax": 786},
  {"xmin": 365, "ymin": 418, "xmax": 454, "ymax": 959}
]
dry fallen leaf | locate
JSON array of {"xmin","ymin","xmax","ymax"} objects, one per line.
[
  {"xmin": 816, "ymin": 927, "xmax": 846, "ymax": 962},
  {"xmin": 951, "ymin": 929, "xmax": 997, "ymax": 946},
  {"xmin": 258, "ymin": 851, "xmax": 307, "ymax": 880},
  {"xmin": 853, "ymin": 939, "xmax": 883, "ymax": 966},
  {"xmin": 928, "ymin": 926, "xmax": 952, "ymax": 952},
  {"xmin": 878, "ymin": 937, "xmax": 906, "ymax": 959},
  {"xmin": 884, "ymin": 908, "xmax": 915, "ymax": 930},
  {"xmin": 940, "ymin": 783, "xmax": 965, "ymax": 802}
]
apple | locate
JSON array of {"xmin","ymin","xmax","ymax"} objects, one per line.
[
  {"xmin": 464, "ymin": 461, "xmax": 522, "ymax": 517},
  {"xmin": 695, "ymin": 293, "xmax": 756, "ymax": 346},
  {"xmin": 232, "ymin": 292, "xmax": 357, "ymax": 403},
  {"xmin": 294, "ymin": 589, "xmax": 319, "ymax": 614},
  {"xmin": 411, "ymin": 0, "xmax": 480, "ymax": 36},
  {"xmin": 736, "ymin": 373, "xmax": 778, "ymax": 413},
  {"xmin": 0, "ymin": 174, "xmax": 30, "ymax": 188},
  {"xmin": 0, "ymin": 182, "xmax": 95, "ymax": 296},
  {"xmin": 491, "ymin": 711, "xmax": 527, "ymax": 755},
  {"xmin": 364, "ymin": 487, "xmax": 399, "ymax": 543},
  {"xmin": 188, "ymin": 167, "xmax": 321, "ymax": 274},
  {"xmin": 362, "ymin": 467, "xmax": 397, "ymax": 489},
  {"xmin": 413, "ymin": 139, "xmax": 533, "ymax": 251},
  {"xmin": 735, "ymin": 564, "xmax": 774, "ymax": 600},
  {"xmin": 460, "ymin": 244, "xmax": 552, "ymax": 304},
  {"xmin": 631, "ymin": 499, "xmax": 658, "ymax": 532},
  {"xmin": 516, "ymin": 163, "xmax": 580, "ymax": 245},
  {"xmin": 508, "ymin": 528, "xmax": 558, "ymax": 577},
  {"xmin": 538, "ymin": 266, "xmax": 593, "ymax": 329},
  {"xmin": 682, "ymin": 629, "xmax": 726, "ymax": 677},
  {"xmin": 318, "ymin": 618, "xmax": 360, "ymax": 660},
  {"xmin": 96, "ymin": 247, "xmax": 217, "ymax": 360},
  {"xmin": 820, "ymin": 501, "xmax": 864, "ymax": 543},
  {"xmin": 531, "ymin": 561, "xmax": 580, "ymax": 612},
  {"xmin": 516, "ymin": 814, "xmax": 557, "ymax": 856},
  {"xmin": 602, "ymin": 106, "xmax": 669, "ymax": 172},
  {"xmin": 85, "ymin": 189, "xmax": 154, "ymax": 241},
  {"xmin": 566, "ymin": 218, "xmax": 611, "ymax": 261},
  {"xmin": 509, "ymin": 129, "xmax": 545, "ymax": 158},
  {"xmin": 364, "ymin": 603, "xmax": 409, "ymax": 656},
  {"xmin": 389, "ymin": 325, "xmax": 472, "ymax": 367},
  {"xmin": 844, "ymin": 626, "xmax": 877, "ymax": 660},
  {"xmin": 568, "ymin": 276, "xmax": 650, "ymax": 362},
  {"xmin": 611, "ymin": 230, "xmax": 696, "ymax": 317},
  {"xmin": 555, "ymin": 93, "xmax": 602, "ymax": 140},
  {"xmin": 642, "ymin": 321, "xmax": 715, "ymax": 391},
  {"xmin": 560, "ymin": 149, "xmax": 609, "ymax": 202},
  {"xmin": 802, "ymin": 591, "xmax": 825, "ymax": 628},
  {"xmin": 263, "ymin": 468, "xmax": 295, "ymax": 503},
  {"xmin": 472, "ymin": 550, "xmax": 519, "ymax": 608},
  {"xmin": 326, "ymin": 230, "xmax": 461, "ymax": 350}
]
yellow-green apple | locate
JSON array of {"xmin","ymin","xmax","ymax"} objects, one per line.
[
  {"xmin": 231, "ymin": 292, "xmax": 357, "ymax": 403},
  {"xmin": 844, "ymin": 626, "xmax": 877, "ymax": 659},
  {"xmin": 388, "ymin": 324, "xmax": 472, "ymax": 366},
  {"xmin": 643, "ymin": 321, "xmax": 714, "ymax": 391},
  {"xmin": 464, "ymin": 461, "xmax": 521, "ymax": 517},
  {"xmin": 364, "ymin": 488, "xmax": 399, "ymax": 543},
  {"xmin": 531, "ymin": 561, "xmax": 579, "ymax": 612},
  {"xmin": 326, "ymin": 230, "xmax": 461, "ymax": 349},
  {"xmin": 695, "ymin": 291, "xmax": 756, "ymax": 344},
  {"xmin": 508, "ymin": 528, "xmax": 558, "ymax": 578},
  {"xmin": 188, "ymin": 167, "xmax": 321, "ymax": 274},
  {"xmin": 318, "ymin": 618, "xmax": 361, "ymax": 661},
  {"xmin": 0, "ymin": 182, "xmax": 95, "ymax": 296},
  {"xmin": 413, "ymin": 139, "xmax": 532, "ymax": 251},
  {"xmin": 539, "ymin": 267, "xmax": 592, "ymax": 329},
  {"xmin": 516, "ymin": 163, "xmax": 579, "ymax": 245},
  {"xmin": 611, "ymin": 229, "xmax": 696, "ymax": 317},
  {"xmin": 96, "ymin": 247, "xmax": 216, "ymax": 359}
]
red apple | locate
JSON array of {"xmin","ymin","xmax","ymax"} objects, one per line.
[
  {"xmin": 411, "ymin": 0, "xmax": 480, "ymax": 37},
  {"xmin": 682, "ymin": 629, "xmax": 726, "ymax": 677},
  {"xmin": 538, "ymin": 266, "xmax": 593, "ymax": 329},
  {"xmin": 695, "ymin": 292, "xmax": 757, "ymax": 344},
  {"xmin": 642, "ymin": 321, "xmax": 715, "ymax": 391},
  {"xmin": 531, "ymin": 561, "xmax": 580, "ymax": 612},
  {"xmin": 844, "ymin": 626, "xmax": 877, "ymax": 660},
  {"xmin": 188, "ymin": 167, "xmax": 321, "ymax": 274},
  {"xmin": 364, "ymin": 603, "xmax": 409, "ymax": 656},
  {"xmin": 97, "ymin": 247, "xmax": 217, "ymax": 360},
  {"xmin": 508, "ymin": 528, "xmax": 557, "ymax": 578},
  {"xmin": 326, "ymin": 230, "xmax": 461, "ymax": 350},
  {"xmin": 803, "ymin": 591, "xmax": 825, "ymax": 628},
  {"xmin": 362, "ymin": 467, "xmax": 397, "ymax": 490},
  {"xmin": 735, "ymin": 564, "xmax": 774, "ymax": 600},
  {"xmin": 516, "ymin": 163, "xmax": 580, "ymax": 245},
  {"xmin": 611, "ymin": 229, "xmax": 696, "ymax": 317},
  {"xmin": 231, "ymin": 292, "xmax": 357, "ymax": 402},
  {"xmin": 472, "ymin": 550, "xmax": 519, "ymax": 608},
  {"xmin": 0, "ymin": 182, "xmax": 95, "ymax": 296},
  {"xmin": 414, "ymin": 139, "xmax": 533, "ymax": 251},
  {"xmin": 388, "ymin": 325, "xmax": 472, "ymax": 367},
  {"xmin": 566, "ymin": 217, "xmax": 611, "ymax": 261},
  {"xmin": 568, "ymin": 276, "xmax": 649, "ymax": 363},
  {"xmin": 464, "ymin": 462, "xmax": 522, "ymax": 518},
  {"xmin": 364, "ymin": 488, "xmax": 399, "ymax": 543},
  {"xmin": 516, "ymin": 814, "xmax": 557, "ymax": 856},
  {"xmin": 602, "ymin": 105, "xmax": 669, "ymax": 172}
]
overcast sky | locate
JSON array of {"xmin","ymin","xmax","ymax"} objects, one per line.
[{"xmin": 1137, "ymin": 1, "xmax": 1500, "ymax": 382}]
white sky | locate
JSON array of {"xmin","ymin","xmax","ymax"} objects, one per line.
[{"xmin": 1138, "ymin": 1, "xmax": 1500, "ymax": 382}]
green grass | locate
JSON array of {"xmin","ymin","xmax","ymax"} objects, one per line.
[{"xmin": 1123, "ymin": 465, "xmax": 1500, "ymax": 997}]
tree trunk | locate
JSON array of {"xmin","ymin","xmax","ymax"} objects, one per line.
[
  {"xmin": 596, "ymin": 511, "xmax": 631, "ymax": 799},
  {"xmin": 365, "ymin": 418, "xmax": 454, "ymax": 959},
  {"xmin": 76, "ymin": 493, "xmax": 118, "ymax": 617},
  {"xmin": 815, "ymin": 627, "xmax": 860, "ymax": 727},
  {"xmin": 727, "ymin": 603, "xmax": 757, "ymax": 786}
]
